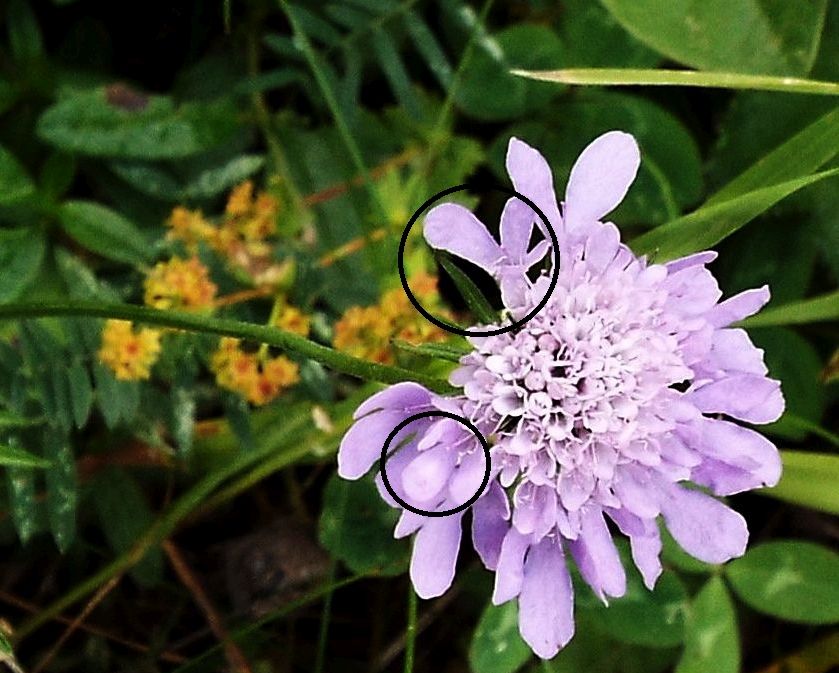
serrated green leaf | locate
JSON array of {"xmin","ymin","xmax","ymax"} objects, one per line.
[
  {"xmin": 93, "ymin": 467, "xmax": 163, "ymax": 586},
  {"xmin": 318, "ymin": 474, "xmax": 407, "ymax": 576},
  {"xmin": 0, "ymin": 229, "xmax": 46, "ymax": 302},
  {"xmin": 725, "ymin": 540, "xmax": 839, "ymax": 624},
  {"xmin": 675, "ymin": 577, "xmax": 739, "ymax": 673},
  {"xmin": 44, "ymin": 427, "xmax": 77, "ymax": 553},
  {"xmin": 600, "ymin": 0, "xmax": 828, "ymax": 75},
  {"xmin": 760, "ymin": 451, "xmax": 839, "ymax": 515},
  {"xmin": 6, "ymin": 465, "xmax": 41, "ymax": 543},
  {"xmin": 0, "ymin": 144, "xmax": 35, "ymax": 204},
  {"xmin": 469, "ymin": 601, "xmax": 531, "ymax": 673},
  {"xmin": 438, "ymin": 254, "xmax": 498, "ymax": 325},
  {"xmin": 632, "ymin": 168, "xmax": 839, "ymax": 260},
  {"xmin": 58, "ymin": 200, "xmax": 150, "ymax": 266},
  {"xmin": 37, "ymin": 89, "xmax": 238, "ymax": 159},
  {"xmin": 67, "ymin": 360, "xmax": 93, "ymax": 428}
]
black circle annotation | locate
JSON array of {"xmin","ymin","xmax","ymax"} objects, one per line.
[
  {"xmin": 397, "ymin": 183, "xmax": 560, "ymax": 338},
  {"xmin": 378, "ymin": 410, "xmax": 491, "ymax": 518}
]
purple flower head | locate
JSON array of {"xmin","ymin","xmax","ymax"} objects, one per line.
[{"xmin": 338, "ymin": 132, "xmax": 784, "ymax": 658}]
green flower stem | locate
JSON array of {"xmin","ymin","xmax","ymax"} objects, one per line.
[
  {"xmin": 404, "ymin": 586, "xmax": 418, "ymax": 673},
  {"xmin": 0, "ymin": 301, "xmax": 455, "ymax": 394},
  {"xmin": 512, "ymin": 68, "xmax": 839, "ymax": 96}
]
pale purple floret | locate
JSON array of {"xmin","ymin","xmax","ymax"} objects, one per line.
[{"xmin": 337, "ymin": 132, "xmax": 784, "ymax": 659}]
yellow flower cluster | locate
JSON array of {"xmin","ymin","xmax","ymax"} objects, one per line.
[
  {"xmin": 333, "ymin": 274, "xmax": 449, "ymax": 364},
  {"xmin": 209, "ymin": 304, "xmax": 310, "ymax": 406},
  {"xmin": 144, "ymin": 256, "xmax": 217, "ymax": 311},
  {"xmin": 165, "ymin": 181, "xmax": 283, "ymax": 285},
  {"xmin": 98, "ymin": 320, "xmax": 162, "ymax": 381}
]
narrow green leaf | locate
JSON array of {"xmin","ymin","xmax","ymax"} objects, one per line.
[
  {"xmin": 44, "ymin": 428, "xmax": 77, "ymax": 553},
  {"xmin": 740, "ymin": 290, "xmax": 839, "ymax": 327},
  {"xmin": 514, "ymin": 68, "xmax": 839, "ymax": 96},
  {"xmin": 7, "ymin": 0, "xmax": 44, "ymax": 62},
  {"xmin": 171, "ymin": 386, "xmax": 196, "ymax": 457},
  {"xmin": 632, "ymin": 168, "xmax": 839, "ymax": 260},
  {"xmin": 0, "ymin": 442, "xmax": 51, "ymax": 468},
  {"xmin": 675, "ymin": 577, "xmax": 739, "ymax": 673},
  {"xmin": 93, "ymin": 468, "xmax": 163, "ymax": 586},
  {"xmin": 469, "ymin": 601, "xmax": 532, "ymax": 673},
  {"xmin": 222, "ymin": 392, "xmax": 255, "ymax": 452},
  {"xmin": 403, "ymin": 11, "xmax": 453, "ymax": 88},
  {"xmin": 371, "ymin": 27, "xmax": 422, "ymax": 119},
  {"xmin": 726, "ymin": 541, "xmax": 839, "ymax": 624},
  {"xmin": 760, "ymin": 450, "xmax": 839, "ymax": 515},
  {"xmin": 49, "ymin": 366, "xmax": 73, "ymax": 430},
  {"xmin": 58, "ymin": 201, "xmax": 150, "ymax": 266},
  {"xmin": 708, "ymin": 107, "xmax": 839, "ymax": 205},
  {"xmin": 67, "ymin": 360, "xmax": 93, "ymax": 428},
  {"xmin": 0, "ymin": 229, "xmax": 46, "ymax": 302},
  {"xmin": 0, "ymin": 411, "xmax": 45, "ymax": 430},
  {"xmin": 438, "ymin": 254, "xmax": 498, "ymax": 325},
  {"xmin": 92, "ymin": 362, "xmax": 123, "ymax": 429},
  {"xmin": 6, "ymin": 465, "xmax": 41, "ymax": 543},
  {"xmin": 0, "ymin": 145, "xmax": 35, "ymax": 204},
  {"xmin": 598, "ymin": 0, "xmax": 827, "ymax": 75}
]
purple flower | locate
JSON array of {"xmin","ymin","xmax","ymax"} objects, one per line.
[{"xmin": 337, "ymin": 132, "xmax": 784, "ymax": 658}]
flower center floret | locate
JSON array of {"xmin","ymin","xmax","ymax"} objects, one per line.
[{"xmin": 453, "ymin": 259, "xmax": 693, "ymax": 512}]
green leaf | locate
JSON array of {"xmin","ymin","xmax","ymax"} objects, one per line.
[
  {"xmin": 6, "ymin": 0, "xmax": 44, "ymax": 62},
  {"xmin": 515, "ymin": 68, "xmax": 839, "ymax": 96},
  {"xmin": 725, "ymin": 540, "xmax": 839, "ymax": 624},
  {"xmin": 545, "ymin": 612, "xmax": 678, "ymax": 673},
  {"xmin": 391, "ymin": 339, "xmax": 471, "ymax": 363},
  {"xmin": 760, "ymin": 451, "xmax": 839, "ymax": 515},
  {"xmin": 599, "ymin": 0, "xmax": 828, "ymax": 75},
  {"xmin": 741, "ymin": 290, "xmax": 839, "ymax": 327},
  {"xmin": 93, "ymin": 468, "xmax": 163, "ymax": 586},
  {"xmin": 0, "ymin": 229, "xmax": 46, "ymax": 302},
  {"xmin": 0, "ymin": 144, "xmax": 35, "ymax": 204},
  {"xmin": 675, "ymin": 577, "xmax": 739, "ymax": 673},
  {"xmin": 44, "ymin": 427, "xmax": 77, "ymax": 553},
  {"xmin": 67, "ymin": 360, "xmax": 93, "ymax": 428},
  {"xmin": 37, "ymin": 89, "xmax": 238, "ymax": 159},
  {"xmin": 318, "ymin": 474, "xmax": 407, "ymax": 576},
  {"xmin": 577, "ymin": 569, "xmax": 688, "ymax": 648},
  {"xmin": 0, "ymin": 412, "xmax": 44, "ymax": 430},
  {"xmin": 92, "ymin": 362, "xmax": 123, "ymax": 428},
  {"xmin": 469, "ymin": 601, "xmax": 531, "ymax": 673},
  {"xmin": 6, "ymin": 465, "xmax": 42, "ymax": 543},
  {"xmin": 632, "ymin": 168, "xmax": 839, "ymax": 260},
  {"xmin": 0, "ymin": 441, "xmax": 50, "ymax": 468},
  {"xmin": 454, "ymin": 24, "xmax": 565, "ymax": 121},
  {"xmin": 39, "ymin": 151, "xmax": 77, "ymax": 201},
  {"xmin": 708, "ymin": 107, "xmax": 839, "ymax": 205},
  {"xmin": 750, "ymin": 328, "xmax": 825, "ymax": 440},
  {"xmin": 438, "ymin": 254, "xmax": 498, "ymax": 325},
  {"xmin": 372, "ymin": 27, "xmax": 422, "ymax": 119},
  {"xmin": 171, "ymin": 385, "xmax": 196, "ymax": 457},
  {"xmin": 58, "ymin": 200, "xmax": 151, "ymax": 266}
]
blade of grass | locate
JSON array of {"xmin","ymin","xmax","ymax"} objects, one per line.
[
  {"xmin": 759, "ymin": 451, "xmax": 839, "ymax": 515},
  {"xmin": 512, "ymin": 68, "xmax": 839, "ymax": 96},
  {"xmin": 739, "ymin": 290, "xmax": 839, "ymax": 327},
  {"xmin": 632, "ymin": 168, "xmax": 839, "ymax": 260},
  {"xmin": 438, "ymin": 254, "xmax": 498, "ymax": 324},
  {"xmin": 0, "ymin": 301, "xmax": 454, "ymax": 393}
]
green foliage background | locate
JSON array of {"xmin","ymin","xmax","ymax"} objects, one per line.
[{"xmin": 0, "ymin": 1, "xmax": 837, "ymax": 672}]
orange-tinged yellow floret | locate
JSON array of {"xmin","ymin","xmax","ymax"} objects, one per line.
[
  {"xmin": 98, "ymin": 320, "xmax": 162, "ymax": 381},
  {"xmin": 144, "ymin": 256, "xmax": 217, "ymax": 311},
  {"xmin": 275, "ymin": 304, "xmax": 310, "ymax": 337},
  {"xmin": 166, "ymin": 207, "xmax": 216, "ymax": 251},
  {"xmin": 210, "ymin": 337, "xmax": 300, "ymax": 406},
  {"xmin": 333, "ymin": 273, "xmax": 449, "ymax": 364}
]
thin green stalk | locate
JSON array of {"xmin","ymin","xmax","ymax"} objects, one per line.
[
  {"xmin": 0, "ymin": 301, "xmax": 454, "ymax": 393},
  {"xmin": 278, "ymin": 0, "xmax": 388, "ymax": 227},
  {"xmin": 513, "ymin": 68, "xmax": 839, "ymax": 96},
  {"xmin": 313, "ymin": 562, "xmax": 338, "ymax": 673},
  {"xmin": 404, "ymin": 586, "xmax": 418, "ymax": 673}
]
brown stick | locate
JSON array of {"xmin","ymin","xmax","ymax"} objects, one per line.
[
  {"xmin": 162, "ymin": 540, "xmax": 254, "ymax": 673},
  {"xmin": 31, "ymin": 575, "xmax": 122, "ymax": 673}
]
